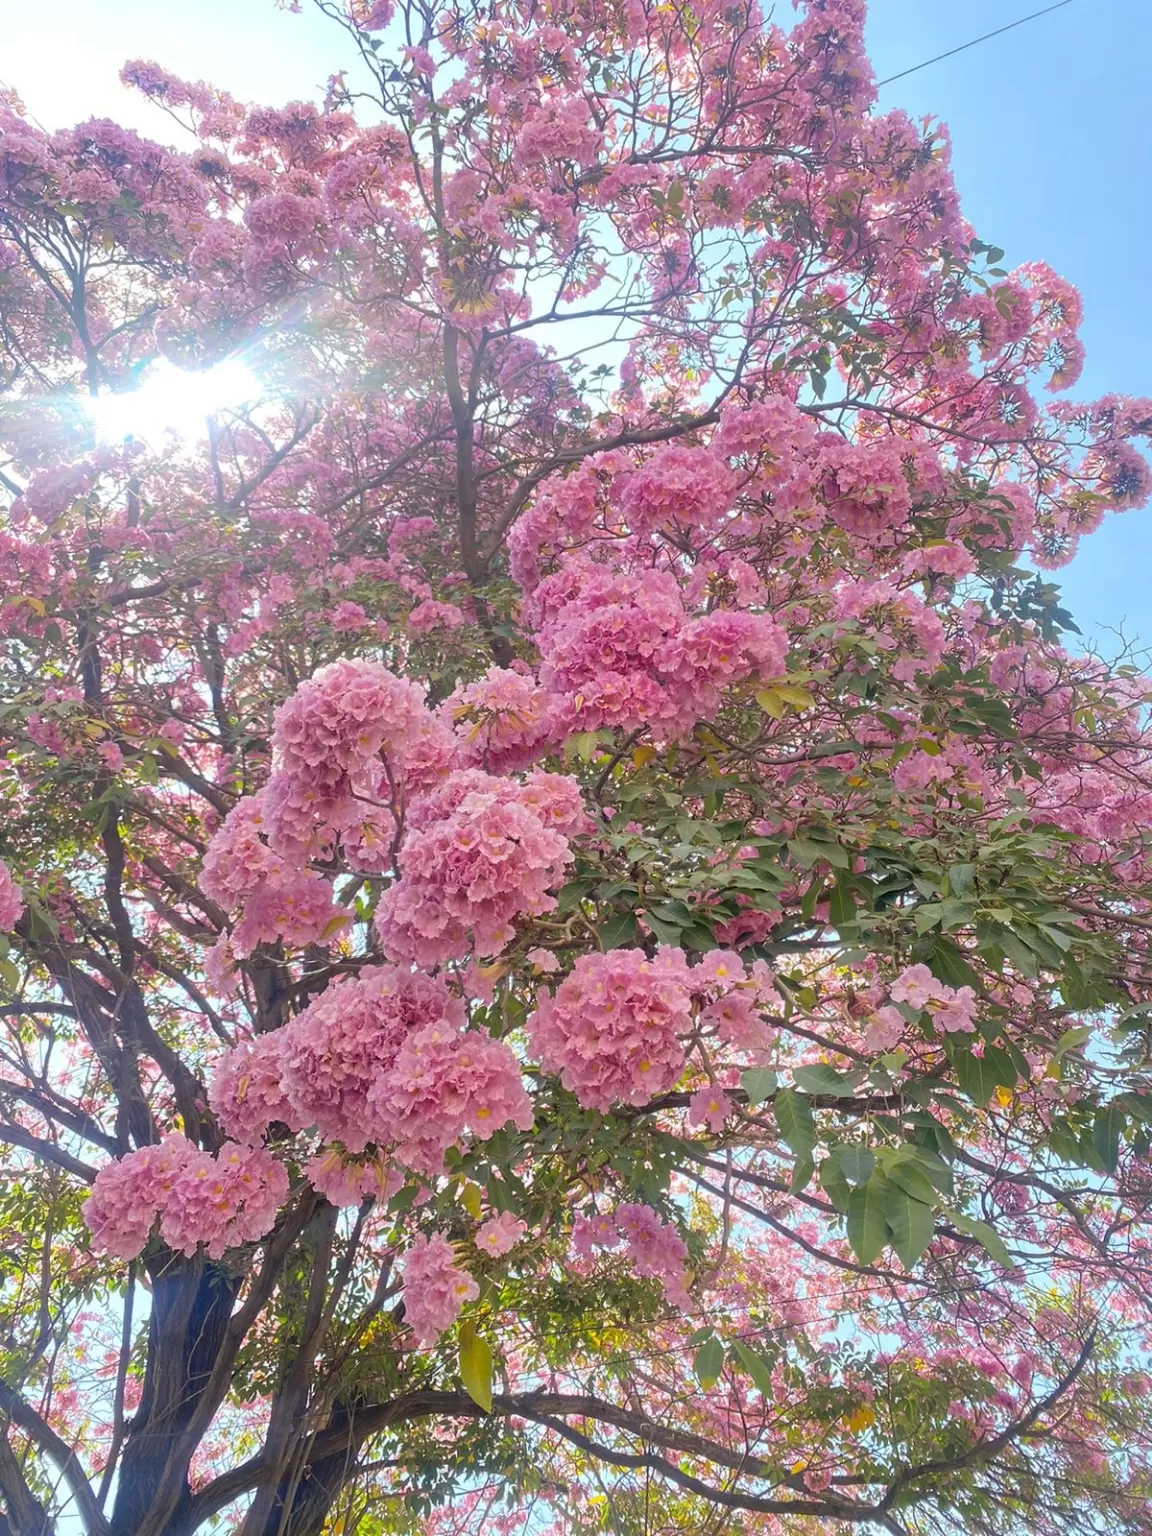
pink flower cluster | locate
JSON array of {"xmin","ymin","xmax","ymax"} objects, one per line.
[
  {"xmin": 535, "ymin": 563, "xmax": 787, "ymax": 738},
  {"xmin": 271, "ymin": 657, "xmax": 427, "ymax": 800},
  {"xmin": 209, "ymin": 964, "xmax": 532, "ymax": 1174},
  {"xmin": 890, "ymin": 963, "xmax": 978, "ymax": 1034},
  {"xmin": 401, "ymin": 1232, "xmax": 479, "ymax": 1347},
  {"xmin": 84, "ymin": 1134, "xmax": 288, "ymax": 1261},
  {"xmin": 528, "ymin": 947, "xmax": 693, "ymax": 1109},
  {"xmin": 375, "ymin": 769, "xmax": 582, "ymax": 964},
  {"xmin": 0, "ymin": 858, "xmax": 23, "ymax": 930},
  {"xmin": 200, "ymin": 793, "xmax": 351, "ymax": 958},
  {"xmin": 529, "ymin": 946, "xmax": 775, "ymax": 1110},
  {"xmin": 201, "ymin": 661, "xmax": 451, "ymax": 955},
  {"xmin": 446, "ymin": 665, "xmax": 563, "ymax": 772},
  {"xmin": 573, "ymin": 1202, "xmax": 691, "ymax": 1309},
  {"xmin": 475, "ymin": 1210, "xmax": 527, "ymax": 1256},
  {"xmin": 374, "ymin": 1018, "xmax": 535, "ymax": 1174},
  {"xmin": 618, "ymin": 443, "xmax": 735, "ymax": 533}
]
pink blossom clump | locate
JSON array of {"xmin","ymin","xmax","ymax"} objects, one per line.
[
  {"xmin": 528, "ymin": 947, "xmax": 694, "ymax": 1110},
  {"xmin": 475, "ymin": 1210, "xmax": 527, "ymax": 1256},
  {"xmin": 84, "ymin": 1134, "xmax": 288, "ymax": 1261},
  {"xmin": 407, "ymin": 598, "xmax": 465, "ymax": 635},
  {"xmin": 209, "ymin": 966, "xmax": 531, "ymax": 1176},
  {"xmin": 368, "ymin": 1020, "xmax": 534, "ymax": 1174},
  {"xmin": 375, "ymin": 770, "xmax": 580, "ymax": 965},
  {"xmin": 535, "ymin": 562, "xmax": 787, "ymax": 738},
  {"xmin": 210, "ymin": 966, "xmax": 463, "ymax": 1152},
  {"xmin": 618, "ymin": 444, "xmax": 735, "ymax": 534},
  {"xmin": 401, "ymin": 1232, "xmax": 479, "ymax": 1347},
  {"xmin": 690, "ymin": 949, "xmax": 777, "ymax": 1054},
  {"xmin": 445, "ymin": 665, "xmax": 564, "ymax": 772},
  {"xmin": 0, "ymin": 859, "xmax": 24, "ymax": 930},
  {"xmin": 244, "ymin": 191, "xmax": 322, "ymax": 245},
  {"xmin": 199, "ymin": 791, "xmax": 352, "ymax": 958},
  {"xmin": 616, "ymin": 1203, "xmax": 692, "ymax": 1309},
  {"xmin": 574, "ymin": 1203, "xmax": 691, "ymax": 1310},
  {"xmin": 271, "ymin": 658, "xmax": 428, "ymax": 796},
  {"xmin": 889, "ymin": 963, "xmax": 977, "ymax": 1034},
  {"xmin": 208, "ymin": 1031, "xmax": 294, "ymax": 1144}
]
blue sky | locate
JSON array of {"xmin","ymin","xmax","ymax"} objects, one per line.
[
  {"xmin": 867, "ymin": 0, "xmax": 1152, "ymax": 649},
  {"xmin": 2, "ymin": 0, "xmax": 1148, "ymax": 646}
]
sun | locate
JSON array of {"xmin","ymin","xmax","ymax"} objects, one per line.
[{"xmin": 85, "ymin": 357, "xmax": 261, "ymax": 444}]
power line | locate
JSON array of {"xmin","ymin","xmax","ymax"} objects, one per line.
[{"xmin": 876, "ymin": 0, "xmax": 1077, "ymax": 88}]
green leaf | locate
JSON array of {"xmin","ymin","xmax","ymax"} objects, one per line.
[
  {"xmin": 773, "ymin": 1089, "xmax": 815, "ymax": 1159},
  {"xmin": 1092, "ymin": 1104, "xmax": 1123, "ymax": 1173},
  {"xmin": 458, "ymin": 1321, "xmax": 493, "ymax": 1414},
  {"xmin": 788, "ymin": 1152, "xmax": 814, "ymax": 1194},
  {"xmin": 1114, "ymin": 1093, "xmax": 1152, "ymax": 1127},
  {"xmin": 924, "ymin": 938, "xmax": 982, "ymax": 992},
  {"xmin": 955, "ymin": 1046, "xmax": 1016, "ymax": 1107},
  {"xmin": 694, "ymin": 1335, "xmax": 726, "ymax": 1390},
  {"xmin": 819, "ymin": 1150, "xmax": 851, "ymax": 1213},
  {"xmin": 793, "ymin": 1064, "xmax": 863, "ymax": 1098},
  {"xmin": 839, "ymin": 1146, "xmax": 875, "ymax": 1186},
  {"xmin": 642, "ymin": 907, "xmax": 684, "ymax": 945},
  {"xmin": 829, "ymin": 875, "xmax": 857, "ymax": 929},
  {"xmin": 885, "ymin": 1161, "xmax": 937, "ymax": 1205},
  {"xmin": 729, "ymin": 1338, "xmax": 775, "ymax": 1398},
  {"xmin": 905, "ymin": 1146, "xmax": 954, "ymax": 1196},
  {"xmin": 947, "ymin": 1210, "xmax": 1013, "ymax": 1269},
  {"xmin": 571, "ymin": 730, "xmax": 603, "ymax": 763},
  {"xmin": 847, "ymin": 1176, "xmax": 890, "ymax": 1266},
  {"xmin": 884, "ymin": 1184, "xmax": 934, "ymax": 1270},
  {"xmin": 600, "ymin": 911, "xmax": 639, "ymax": 949},
  {"xmin": 741, "ymin": 1067, "xmax": 778, "ymax": 1106}
]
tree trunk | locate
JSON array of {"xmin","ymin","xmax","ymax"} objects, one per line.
[{"xmin": 110, "ymin": 1257, "xmax": 239, "ymax": 1536}]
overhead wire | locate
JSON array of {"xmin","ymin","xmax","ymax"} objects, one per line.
[{"xmin": 875, "ymin": 0, "xmax": 1077, "ymax": 88}]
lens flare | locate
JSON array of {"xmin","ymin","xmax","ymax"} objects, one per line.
[{"xmin": 85, "ymin": 358, "xmax": 260, "ymax": 444}]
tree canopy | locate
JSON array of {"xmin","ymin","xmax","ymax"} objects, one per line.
[{"xmin": 1, "ymin": 1, "xmax": 1152, "ymax": 1532}]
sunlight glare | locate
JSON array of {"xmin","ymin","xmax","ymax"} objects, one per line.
[{"xmin": 85, "ymin": 358, "xmax": 261, "ymax": 444}]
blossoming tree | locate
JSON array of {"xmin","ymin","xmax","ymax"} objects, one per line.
[{"xmin": 2, "ymin": 0, "xmax": 1152, "ymax": 1531}]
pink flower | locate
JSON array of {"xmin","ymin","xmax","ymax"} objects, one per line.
[
  {"xmin": 688, "ymin": 1086, "xmax": 734, "ymax": 1133},
  {"xmin": 84, "ymin": 1135, "xmax": 287, "ymax": 1261},
  {"xmin": 97, "ymin": 741, "xmax": 125, "ymax": 771},
  {"xmin": 330, "ymin": 600, "xmax": 368, "ymax": 632},
  {"xmin": 271, "ymin": 659, "xmax": 427, "ymax": 789},
  {"xmin": 476, "ymin": 1211, "xmax": 527, "ymax": 1257},
  {"xmin": 572, "ymin": 1211, "xmax": 621, "ymax": 1257},
  {"xmin": 933, "ymin": 985, "xmax": 977, "ymax": 1034},
  {"xmin": 401, "ymin": 1233, "xmax": 478, "ymax": 1347},
  {"xmin": 209, "ymin": 1032, "xmax": 294, "ymax": 1144},
  {"xmin": 889, "ymin": 964, "xmax": 942, "ymax": 1011},
  {"xmin": 888, "ymin": 965, "xmax": 977, "ymax": 1034},
  {"xmin": 407, "ymin": 599, "xmax": 465, "ymax": 635},
  {"xmin": 245, "ymin": 191, "xmax": 321, "ymax": 244},
  {"xmin": 376, "ymin": 770, "xmax": 579, "ymax": 964},
  {"xmin": 528, "ymin": 947, "xmax": 693, "ymax": 1110},
  {"xmin": 446, "ymin": 666, "xmax": 563, "ymax": 772},
  {"xmin": 210, "ymin": 965, "xmax": 462, "ymax": 1152},
  {"xmin": 615, "ymin": 1203, "xmax": 691, "ymax": 1309},
  {"xmin": 370, "ymin": 1022, "xmax": 534, "ymax": 1175},
  {"xmin": 865, "ymin": 1006, "xmax": 906, "ymax": 1053},
  {"xmin": 0, "ymin": 859, "xmax": 24, "ymax": 930},
  {"xmin": 618, "ymin": 445, "xmax": 734, "ymax": 534}
]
